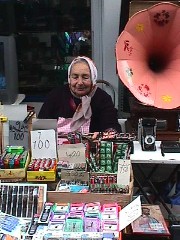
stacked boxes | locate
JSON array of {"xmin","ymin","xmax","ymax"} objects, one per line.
[
  {"xmin": 99, "ymin": 141, "xmax": 113, "ymax": 172},
  {"xmin": 27, "ymin": 201, "xmax": 121, "ymax": 240},
  {"xmin": 113, "ymin": 143, "xmax": 130, "ymax": 172}
]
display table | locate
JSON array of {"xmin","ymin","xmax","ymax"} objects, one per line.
[
  {"xmin": 130, "ymin": 141, "xmax": 180, "ymax": 216},
  {"xmin": 131, "ymin": 141, "xmax": 180, "ymax": 163}
]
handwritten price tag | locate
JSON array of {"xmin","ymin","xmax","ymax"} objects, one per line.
[
  {"xmin": 119, "ymin": 196, "xmax": 142, "ymax": 231},
  {"xmin": 57, "ymin": 143, "xmax": 85, "ymax": 163},
  {"xmin": 9, "ymin": 121, "xmax": 29, "ymax": 149},
  {"xmin": 31, "ymin": 129, "xmax": 57, "ymax": 159},
  {"xmin": 61, "ymin": 169, "xmax": 89, "ymax": 182},
  {"xmin": 117, "ymin": 159, "xmax": 131, "ymax": 186}
]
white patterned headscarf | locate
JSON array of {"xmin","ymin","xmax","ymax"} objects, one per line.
[
  {"xmin": 68, "ymin": 56, "xmax": 98, "ymax": 85},
  {"xmin": 68, "ymin": 56, "xmax": 98, "ymax": 132}
]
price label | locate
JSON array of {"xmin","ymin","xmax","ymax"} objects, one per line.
[
  {"xmin": 117, "ymin": 159, "xmax": 131, "ymax": 186},
  {"xmin": 31, "ymin": 129, "xmax": 57, "ymax": 159},
  {"xmin": 57, "ymin": 143, "xmax": 85, "ymax": 163},
  {"xmin": 119, "ymin": 196, "xmax": 141, "ymax": 231},
  {"xmin": 9, "ymin": 121, "xmax": 29, "ymax": 149},
  {"xmin": 61, "ymin": 169, "xmax": 89, "ymax": 182}
]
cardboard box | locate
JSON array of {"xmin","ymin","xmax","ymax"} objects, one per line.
[
  {"xmin": 27, "ymin": 129, "xmax": 58, "ymax": 181},
  {"xmin": 0, "ymin": 152, "xmax": 30, "ymax": 180},
  {"xmin": 47, "ymin": 169, "xmax": 134, "ymax": 208},
  {"xmin": 27, "ymin": 161, "xmax": 57, "ymax": 182},
  {"xmin": 27, "ymin": 169, "xmax": 56, "ymax": 181}
]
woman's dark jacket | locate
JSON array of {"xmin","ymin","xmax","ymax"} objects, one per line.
[{"xmin": 38, "ymin": 84, "xmax": 121, "ymax": 133}]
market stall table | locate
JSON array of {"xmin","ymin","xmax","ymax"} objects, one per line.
[{"xmin": 130, "ymin": 141, "xmax": 180, "ymax": 216}]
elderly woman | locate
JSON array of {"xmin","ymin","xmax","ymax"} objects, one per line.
[{"xmin": 38, "ymin": 56, "xmax": 121, "ymax": 133}]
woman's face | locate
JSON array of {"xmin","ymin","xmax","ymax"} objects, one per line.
[{"xmin": 69, "ymin": 61, "xmax": 93, "ymax": 97}]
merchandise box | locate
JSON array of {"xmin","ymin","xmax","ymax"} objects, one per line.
[
  {"xmin": 56, "ymin": 170, "xmax": 89, "ymax": 192},
  {"xmin": 27, "ymin": 160, "xmax": 57, "ymax": 182},
  {"xmin": 0, "ymin": 152, "xmax": 30, "ymax": 180},
  {"xmin": 123, "ymin": 204, "xmax": 171, "ymax": 239},
  {"xmin": 47, "ymin": 168, "xmax": 134, "ymax": 208},
  {"xmin": 27, "ymin": 129, "xmax": 57, "ymax": 182}
]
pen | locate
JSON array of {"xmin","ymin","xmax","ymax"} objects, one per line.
[{"xmin": 23, "ymin": 111, "xmax": 35, "ymax": 123}]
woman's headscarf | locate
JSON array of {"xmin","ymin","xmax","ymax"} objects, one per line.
[
  {"xmin": 68, "ymin": 56, "xmax": 98, "ymax": 132},
  {"xmin": 68, "ymin": 56, "xmax": 97, "ymax": 85}
]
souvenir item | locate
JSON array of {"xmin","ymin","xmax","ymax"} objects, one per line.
[{"xmin": 116, "ymin": 2, "xmax": 180, "ymax": 109}]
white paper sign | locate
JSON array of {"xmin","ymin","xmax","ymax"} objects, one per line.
[
  {"xmin": 9, "ymin": 121, "xmax": 29, "ymax": 149},
  {"xmin": 57, "ymin": 143, "xmax": 86, "ymax": 163},
  {"xmin": 119, "ymin": 196, "xmax": 142, "ymax": 231},
  {"xmin": 117, "ymin": 159, "xmax": 131, "ymax": 186},
  {"xmin": 31, "ymin": 129, "xmax": 57, "ymax": 159},
  {"xmin": 0, "ymin": 104, "xmax": 28, "ymax": 146}
]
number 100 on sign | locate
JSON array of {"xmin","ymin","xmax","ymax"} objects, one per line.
[{"xmin": 30, "ymin": 129, "xmax": 57, "ymax": 159}]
